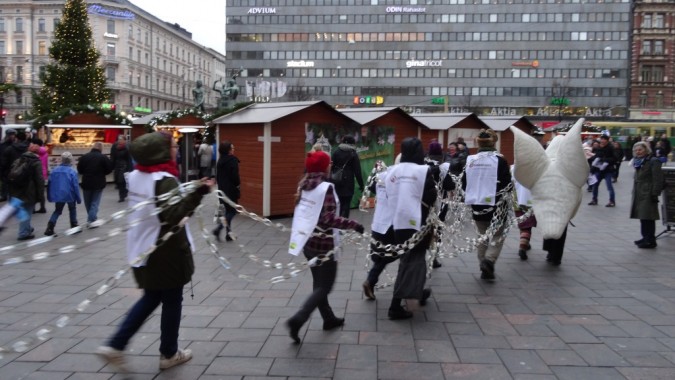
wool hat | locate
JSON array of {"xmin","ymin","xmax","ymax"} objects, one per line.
[
  {"xmin": 61, "ymin": 151, "xmax": 73, "ymax": 164},
  {"xmin": 428, "ymin": 140, "xmax": 443, "ymax": 155},
  {"xmin": 305, "ymin": 150, "xmax": 331, "ymax": 173},
  {"xmin": 476, "ymin": 129, "xmax": 498, "ymax": 148},
  {"xmin": 129, "ymin": 131, "xmax": 173, "ymax": 166}
]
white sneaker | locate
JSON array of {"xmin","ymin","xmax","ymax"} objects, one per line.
[
  {"xmin": 96, "ymin": 346, "xmax": 129, "ymax": 373},
  {"xmin": 159, "ymin": 348, "xmax": 192, "ymax": 370}
]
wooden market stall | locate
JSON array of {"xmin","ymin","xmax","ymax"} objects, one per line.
[
  {"xmin": 479, "ymin": 116, "xmax": 538, "ymax": 164},
  {"xmin": 412, "ymin": 113, "xmax": 489, "ymax": 154},
  {"xmin": 211, "ymin": 101, "xmax": 357, "ymax": 217}
]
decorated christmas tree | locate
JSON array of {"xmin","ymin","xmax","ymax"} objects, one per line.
[{"xmin": 31, "ymin": 0, "xmax": 110, "ymax": 116}]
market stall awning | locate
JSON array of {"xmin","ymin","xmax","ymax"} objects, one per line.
[{"xmin": 45, "ymin": 124, "xmax": 132, "ymax": 129}]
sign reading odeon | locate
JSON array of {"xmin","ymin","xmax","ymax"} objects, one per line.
[
  {"xmin": 405, "ymin": 60, "xmax": 442, "ymax": 68},
  {"xmin": 248, "ymin": 7, "xmax": 276, "ymax": 14},
  {"xmin": 386, "ymin": 6, "xmax": 426, "ymax": 13}
]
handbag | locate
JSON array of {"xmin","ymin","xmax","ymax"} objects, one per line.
[{"xmin": 331, "ymin": 157, "xmax": 351, "ymax": 184}]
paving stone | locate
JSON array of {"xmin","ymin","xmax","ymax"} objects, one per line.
[
  {"xmin": 496, "ymin": 349, "xmax": 552, "ymax": 374},
  {"xmin": 441, "ymin": 363, "xmax": 512, "ymax": 379},
  {"xmin": 415, "ymin": 339, "xmax": 459, "ymax": 363},
  {"xmin": 547, "ymin": 324, "xmax": 601, "ymax": 344},
  {"xmin": 535, "ymin": 349, "xmax": 587, "ymax": 366},
  {"xmin": 550, "ymin": 366, "xmax": 626, "ymax": 380},
  {"xmin": 268, "ymin": 358, "xmax": 335, "ymax": 378},
  {"xmin": 333, "ymin": 367, "xmax": 378, "ymax": 380},
  {"xmin": 568, "ymin": 344, "xmax": 631, "ymax": 367},
  {"xmin": 336, "ymin": 344, "xmax": 377, "ymax": 369},
  {"xmin": 205, "ymin": 357, "xmax": 273, "ymax": 376},
  {"xmin": 456, "ymin": 348, "xmax": 502, "ymax": 364},
  {"xmin": 377, "ymin": 361, "xmax": 444, "ymax": 380},
  {"xmin": 618, "ymin": 367, "xmax": 675, "ymax": 380}
]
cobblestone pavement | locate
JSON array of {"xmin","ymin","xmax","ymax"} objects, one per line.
[{"xmin": 1, "ymin": 161, "xmax": 674, "ymax": 380}]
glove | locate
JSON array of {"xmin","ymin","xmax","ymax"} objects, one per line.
[{"xmin": 354, "ymin": 224, "xmax": 365, "ymax": 234}]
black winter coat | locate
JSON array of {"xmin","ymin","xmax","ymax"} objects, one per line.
[
  {"xmin": 77, "ymin": 149, "xmax": 113, "ymax": 190},
  {"xmin": 216, "ymin": 154, "xmax": 241, "ymax": 211},
  {"xmin": 331, "ymin": 144, "xmax": 364, "ymax": 197},
  {"xmin": 592, "ymin": 143, "xmax": 616, "ymax": 174},
  {"xmin": 0, "ymin": 141, "xmax": 28, "ymax": 177},
  {"xmin": 110, "ymin": 142, "xmax": 133, "ymax": 184}
]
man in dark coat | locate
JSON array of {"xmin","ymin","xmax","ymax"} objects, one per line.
[
  {"xmin": 77, "ymin": 142, "xmax": 113, "ymax": 224},
  {"xmin": 9, "ymin": 139, "xmax": 45, "ymax": 240},
  {"xmin": 0, "ymin": 128, "xmax": 18, "ymax": 201},
  {"xmin": 110, "ymin": 135, "xmax": 133, "ymax": 202},
  {"xmin": 213, "ymin": 140, "xmax": 241, "ymax": 242},
  {"xmin": 330, "ymin": 135, "xmax": 364, "ymax": 218}
]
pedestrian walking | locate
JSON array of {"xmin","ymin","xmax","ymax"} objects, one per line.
[
  {"xmin": 8, "ymin": 139, "xmax": 45, "ymax": 240},
  {"xmin": 110, "ymin": 135, "xmax": 133, "ymax": 202},
  {"xmin": 462, "ymin": 129, "xmax": 512, "ymax": 280},
  {"xmin": 212, "ymin": 141, "xmax": 240, "ymax": 242},
  {"xmin": 44, "ymin": 152, "xmax": 81, "ymax": 236},
  {"xmin": 96, "ymin": 131, "xmax": 215, "ymax": 373},
  {"xmin": 286, "ymin": 150, "xmax": 364, "ymax": 343},
  {"xmin": 34, "ymin": 138, "xmax": 49, "ymax": 213},
  {"xmin": 330, "ymin": 135, "xmax": 364, "ymax": 218},
  {"xmin": 77, "ymin": 142, "xmax": 113, "ymax": 224},
  {"xmin": 386, "ymin": 137, "xmax": 437, "ymax": 319},
  {"xmin": 588, "ymin": 135, "xmax": 617, "ymax": 207},
  {"xmin": 630, "ymin": 141, "xmax": 664, "ymax": 249}
]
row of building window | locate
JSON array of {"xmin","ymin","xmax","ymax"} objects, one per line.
[
  {"xmin": 0, "ymin": 17, "xmax": 58, "ymax": 33},
  {"xmin": 640, "ymin": 40, "xmax": 668, "ymax": 55},
  {"xmin": 228, "ymin": 31, "xmax": 630, "ymax": 43},
  {"xmin": 231, "ymin": 0, "xmax": 630, "ymax": 6},
  {"xmin": 231, "ymin": 48, "xmax": 629, "ymax": 61},
  {"xmin": 228, "ymin": 12, "xmax": 629, "ymax": 25},
  {"xmin": 248, "ymin": 67, "xmax": 627, "ymax": 80},
  {"xmin": 270, "ymin": 85, "xmax": 627, "ymax": 98}
]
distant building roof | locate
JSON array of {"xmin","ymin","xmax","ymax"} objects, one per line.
[{"xmin": 212, "ymin": 101, "xmax": 355, "ymax": 124}]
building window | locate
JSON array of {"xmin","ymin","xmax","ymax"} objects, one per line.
[
  {"xmin": 128, "ymin": 47, "xmax": 133, "ymax": 59},
  {"xmin": 654, "ymin": 40, "xmax": 664, "ymax": 55},
  {"xmin": 16, "ymin": 66, "xmax": 23, "ymax": 83},
  {"xmin": 655, "ymin": 92, "xmax": 663, "ymax": 108},
  {"xmin": 128, "ymin": 25, "xmax": 133, "ymax": 39},
  {"xmin": 15, "ymin": 40, "xmax": 23, "ymax": 54},
  {"xmin": 106, "ymin": 66, "xmax": 115, "ymax": 81},
  {"xmin": 53, "ymin": 18, "xmax": 60, "ymax": 30},
  {"xmin": 642, "ymin": 14, "xmax": 652, "ymax": 28},
  {"xmin": 15, "ymin": 18, "xmax": 23, "ymax": 33},
  {"xmin": 16, "ymin": 89, "xmax": 22, "ymax": 104},
  {"xmin": 38, "ymin": 18, "xmax": 46, "ymax": 32},
  {"xmin": 642, "ymin": 40, "xmax": 651, "ymax": 55},
  {"xmin": 107, "ymin": 43, "xmax": 115, "ymax": 56},
  {"xmin": 0, "ymin": 41, "xmax": 5, "ymax": 55},
  {"xmin": 107, "ymin": 20, "xmax": 115, "ymax": 34},
  {"xmin": 129, "ymin": 95, "xmax": 133, "ymax": 106},
  {"xmin": 38, "ymin": 41, "xmax": 46, "ymax": 55},
  {"xmin": 639, "ymin": 92, "xmax": 648, "ymax": 107},
  {"xmin": 39, "ymin": 66, "xmax": 46, "ymax": 82},
  {"xmin": 0, "ymin": 18, "xmax": 5, "ymax": 32},
  {"xmin": 654, "ymin": 13, "xmax": 664, "ymax": 28}
]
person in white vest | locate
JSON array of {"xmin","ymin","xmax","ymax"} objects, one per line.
[
  {"xmin": 387, "ymin": 137, "xmax": 437, "ymax": 320},
  {"xmin": 286, "ymin": 150, "xmax": 364, "ymax": 344},
  {"xmin": 96, "ymin": 131, "xmax": 215, "ymax": 373},
  {"xmin": 462, "ymin": 129, "xmax": 512, "ymax": 280}
]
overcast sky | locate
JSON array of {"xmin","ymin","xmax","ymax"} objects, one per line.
[{"xmin": 129, "ymin": 0, "xmax": 226, "ymax": 55}]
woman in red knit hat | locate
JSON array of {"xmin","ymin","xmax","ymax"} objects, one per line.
[{"xmin": 286, "ymin": 150, "xmax": 364, "ymax": 344}]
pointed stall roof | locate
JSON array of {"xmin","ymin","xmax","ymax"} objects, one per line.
[
  {"xmin": 131, "ymin": 110, "xmax": 172, "ymax": 125},
  {"xmin": 338, "ymin": 107, "xmax": 426, "ymax": 128},
  {"xmin": 479, "ymin": 116, "xmax": 536, "ymax": 132},
  {"xmin": 212, "ymin": 101, "xmax": 356, "ymax": 125},
  {"xmin": 411, "ymin": 113, "xmax": 480, "ymax": 130}
]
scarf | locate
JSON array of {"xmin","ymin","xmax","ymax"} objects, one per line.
[
  {"xmin": 633, "ymin": 156, "xmax": 646, "ymax": 169},
  {"xmin": 134, "ymin": 161, "xmax": 179, "ymax": 178}
]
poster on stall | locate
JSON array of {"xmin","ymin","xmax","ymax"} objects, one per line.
[{"xmin": 305, "ymin": 124, "xmax": 396, "ymax": 208}]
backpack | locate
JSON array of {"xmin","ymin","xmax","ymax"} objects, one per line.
[{"xmin": 8, "ymin": 156, "xmax": 33, "ymax": 186}]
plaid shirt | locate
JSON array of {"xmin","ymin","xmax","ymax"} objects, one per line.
[{"xmin": 301, "ymin": 173, "xmax": 361, "ymax": 257}]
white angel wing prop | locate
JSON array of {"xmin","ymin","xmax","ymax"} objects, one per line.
[{"xmin": 510, "ymin": 119, "xmax": 589, "ymax": 239}]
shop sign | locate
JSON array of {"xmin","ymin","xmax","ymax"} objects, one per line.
[
  {"xmin": 134, "ymin": 106, "xmax": 152, "ymax": 113},
  {"xmin": 405, "ymin": 60, "xmax": 442, "ymax": 68},
  {"xmin": 88, "ymin": 5, "xmax": 135, "ymax": 20},
  {"xmin": 550, "ymin": 97, "xmax": 570, "ymax": 106},
  {"xmin": 354, "ymin": 96, "xmax": 384, "ymax": 105},
  {"xmin": 431, "ymin": 97, "xmax": 446, "ymax": 105},
  {"xmin": 287, "ymin": 60, "xmax": 314, "ymax": 68},
  {"xmin": 248, "ymin": 7, "xmax": 276, "ymax": 14},
  {"xmin": 386, "ymin": 6, "xmax": 426, "ymax": 13},
  {"xmin": 101, "ymin": 103, "xmax": 117, "ymax": 111},
  {"xmin": 489, "ymin": 107, "xmax": 517, "ymax": 116},
  {"xmin": 511, "ymin": 60, "xmax": 539, "ymax": 67},
  {"xmin": 103, "ymin": 32, "xmax": 118, "ymax": 39}
]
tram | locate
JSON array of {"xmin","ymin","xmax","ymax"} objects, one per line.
[{"xmin": 589, "ymin": 121, "xmax": 675, "ymax": 144}]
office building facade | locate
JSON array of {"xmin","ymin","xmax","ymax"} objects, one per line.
[
  {"xmin": 0, "ymin": 0, "xmax": 226, "ymax": 123},
  {"xmin": 226, "ymin": 0, "xmax": 631, "ymax": 118}
]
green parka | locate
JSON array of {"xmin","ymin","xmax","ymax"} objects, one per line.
[{"xmin": 630, "ymin": 156, "xmax": 664, "ymax": 221}]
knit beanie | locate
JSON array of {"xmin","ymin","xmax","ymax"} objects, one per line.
[
  {"xmin": 305, "ymin": 150, "xmax": 331, "ymax": 173},
  {"xmin": 129, "ymin": 131, "xmax": 173, "ymax": 166},
  {"xmin": 476, "ymin": 129, "xmax": 498, "ymax": 148}
]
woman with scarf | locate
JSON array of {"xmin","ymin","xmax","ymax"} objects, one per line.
[
  {"xmin": 110, "ymin": 135, "xmax": 133, "ymax": 202},
  {"xmin": 97, "ymin": 132, "xmax": 214, "ymax": 373},
  {"xmin": 630, "ymin": 141, "xmax": 664, "ymax": 249},
  {"xmin": 286, "ymin": 150, "xmax": 364, "ymax": 343}
]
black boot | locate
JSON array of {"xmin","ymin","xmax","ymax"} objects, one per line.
[
  {"xmin": 44, "ymin": 222, "xmax": 55, "ymax": 236},
  {"xmin": 212, "ymin": 224, "xmax": 223, "ymax": 242}
]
